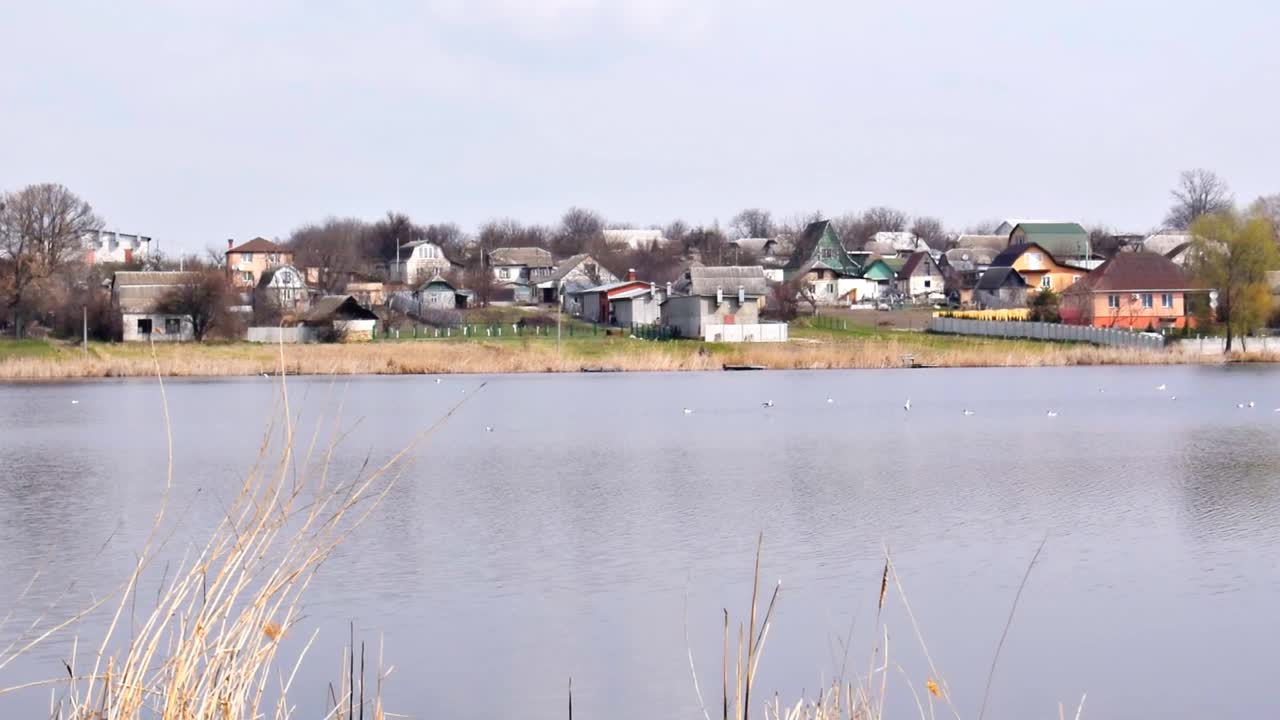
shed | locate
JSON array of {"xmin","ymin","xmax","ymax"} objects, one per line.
[{"xmin": 300, "ymin": 295, "xmax": 378, "ymax": 341}]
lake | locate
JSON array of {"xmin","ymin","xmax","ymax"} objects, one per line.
[{"xmin": 2, "ymin": 366, "xmax": 1279, "ymax": 718}]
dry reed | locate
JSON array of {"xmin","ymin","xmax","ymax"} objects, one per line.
[
  {"xmin": 0, "ymin": 334, "xmax": 1241, "ymax": 380},
  {"xmin": 0, "ymin": 347, "xmax": 477, "ymax": 718}
]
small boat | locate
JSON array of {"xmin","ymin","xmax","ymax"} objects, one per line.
[
  {"xmin": 581, "ymin": 366, "xmax": 622, "ymax": 373},
  {"xmin": 723, "ymin": 364, "xmax": 767, "ymax": 371}
]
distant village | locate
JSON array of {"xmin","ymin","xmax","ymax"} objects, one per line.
[{"xmin": 2, "ymin": 170, "xmax": 1276, "ymax": 350}]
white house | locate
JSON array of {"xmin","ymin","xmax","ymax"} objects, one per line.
[
  {"xmin": 603, "ymin": 229, "xmax": 666, "ymax": 251},
  {"xmin": 488, "ymin": 247, "xmax": 554, "ymax": 283},
  {"xmin": 533, "ymin": 254, "xmax": 619, "ymax": 304},
  {"xmin": 86, "ymin": 230, "xmax": 153, "ymax": 265},
  {"xmin": 894, "ymin": 251, "xmax": 945, "ymax": 299},
  {"xmin": 111, "ymin": 271, "xmax": 196, "ymax": 342},
  {"xmin": 610, "ymin": 285, "xmax": 664, "ymax": 327},
  {"xmin": 660, "ymin": 266, "xmax": 786, "ymax": 342},
  {"xmin": 255, "ymin": 264, "xmax": 311, "ymax": 312},
  {"xmin": 393, "ymin": 241, "xmax": 455, "ymax": 284}
]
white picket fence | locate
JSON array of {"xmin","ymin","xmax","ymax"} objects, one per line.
[
  {"xmin": 928, "ymin": 317, "xmax": 1165, "ymax": 350},
  {"xmin": 703, "ymin": 323, "xmax": 789, "ymax": 343},
  {"xmin": 245, "ymin": 326, "xmax": 320, "ymax": 343}
]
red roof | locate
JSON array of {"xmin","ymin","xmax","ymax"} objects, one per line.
[
  {"xmin": 1067, "ymin": 252, "xmax": 1194, "ymax": 293},
  {"xmin": 227, "ymin": 237, "xmax": 287, "ymax": 254}
]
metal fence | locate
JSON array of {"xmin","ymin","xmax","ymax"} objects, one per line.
[{"xmin": 928, "ymin": 317, "xmax": 1165, "ymax": 350}]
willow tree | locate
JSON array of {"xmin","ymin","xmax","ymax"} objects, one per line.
[{"xmin": 1189, "ymin": 211, "xmax": 1278, "ymax": 352}]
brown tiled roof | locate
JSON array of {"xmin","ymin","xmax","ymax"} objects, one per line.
[
  {"xmin": 1067, "ymin": 252, "xmax": 1194, "ymax": 293},
  {"xmin": 228, "ymin": 237, "xmax": 286, "ymax": 254}
]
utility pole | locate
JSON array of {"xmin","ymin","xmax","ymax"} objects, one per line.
[{"xmin": 82, "ymin": 305, "xmax": 88, "ymax": 355}]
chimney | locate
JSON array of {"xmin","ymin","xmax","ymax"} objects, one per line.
[
  {"xmin": 649, "ymin": 281, "xmax": 656, "ymax": 297},
  {"xmin": 227, "ymin": 238, "xmax": 234, "ymax": 250},
  {"xmin": 738, "ymin": 285, "xmax": 745, "ymax": 304},
  {"xmin": 716, "ymin": 287, "xmax": 724, "ymax": 305},
  {"xmin": 626, "ymin": 268, "xmax": 637, "ymax": 281},
  {"xmin": 666, "ymin": 282, "xmax": 673, "ymax": 297}
]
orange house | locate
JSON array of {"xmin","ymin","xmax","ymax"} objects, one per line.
[
  {"xmin": 989, "ymin": 242, "xmax": 1086, "ymax": 294},
  {"xmin": 1061, "ymin": 253, "xmax": 1196, "ymax": 329}
]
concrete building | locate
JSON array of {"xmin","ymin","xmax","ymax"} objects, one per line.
[
  {"xmin": 610, "ymin": 284, "xmax": 664, "ymax": 327},
  {"xmin": 226, "ymin": 238, "xmax": 294, "ymax": 289},
  {"xmin": 111, "ymin": 271, "xmax": 197, "ymax": 342},
  {"xmin": 85, "ymin": 230, "xmax": 152, "ymax": 265}
]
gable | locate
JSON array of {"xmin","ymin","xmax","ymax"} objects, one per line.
[
  {"xmin": 861, "ymin": 260, "xmax": 897, "ymax": 280},
  {"xmin": 788, "ymin": 221, "xmax": 862, "ymax": 276}
]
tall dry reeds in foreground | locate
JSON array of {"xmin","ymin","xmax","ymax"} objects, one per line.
[
  {"xmin": 0, "ymin": 357, "xmax": 476, "ymax": 718},
  {"xmin": 695, "ymin": 535, "xmax": 1081, "ymax": 720}
]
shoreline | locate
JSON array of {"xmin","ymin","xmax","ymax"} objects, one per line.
[{"xmin": 0, "ymin": 332, "xmax": 1266, "ymax": 380}]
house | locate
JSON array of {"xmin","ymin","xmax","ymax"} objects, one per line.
[
  {"xmin": 603, "ymin": 228, "xmax": 667, "ymax": 251},
  {"xmin": 255, "ymin": 265, "xmax": 310, "ymax": 313},
  {"xmin": 871, "ymin": 231, "xmax": 928, "ymax": 255},
  {"xmin": 784, "ymin": 220, "xmax": 866, "ymax": 305},
  {"xmin": 299, "ymin": 295, "xmax": 379, "ymax": 341},
  {"xmin": 662, "ymin": 266, "xmax": 772, "ymax": 340},
  {"xmin": 85, "ymin": 230, "xmax": 152, "ymax": 265},
  {"xmin": 226, "ymin": 238, "xmax": 293, "ymax": 289},
  {"xmin": 345, "ymin": 279, "xmax": 386, "ymax": 307},
  {"xmin": 1060, "ymin": 253, "xmax": 1196, "ymax": 329},
  {"xmin": 859, "ymin": 258, "xmax": 902, "ymax": 299},
  {"xmin": 533, "ymin": 254, "xmax": 619, "ymax": 305},
  {"xmin": 1007, "ymin": 222, "xmax": 1092, "ymax": 266},
  {"xmin": 111, "ymin": 271, "xmax": 197, "ymax": 342},
  {"xmin": 416, "ymin": 275, "xmax": 469, "ymax": 310},
  {"xmin": 974, "ymin": 267, "xmax": 1030, "ymax": 309},
  {"xmin": 571, "ymin": 276, "xmax": 652, "ymax": 323},
  {"xmin": 895, "ymin": 251, "xmax": 945, "ymax": 299},
  {"xmin": 1140, "ymin": 232, "xmax": 1193, "ymax": 257},
  {"xmin": 488, "ymin": 247, "xmax": 554, "ymax": 283},
  {"xmin": 393, "ymin": 241, "xmax": 456, "ymax": 285},
  {"xmin": 989, "ymin": 242, "xmax": 1086, "ymax": 294},
  {"xmin": 955, "ymin": 234, "xmax": 1007, "ymax": 252},
  {"xmin": 610, "ymin": 284, "xmax": 665, "ymax": 327}
]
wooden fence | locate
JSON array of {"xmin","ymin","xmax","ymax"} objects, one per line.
[{"xmin": 928, "ymin": 317, "xmax": 1165, "ymax": 349}]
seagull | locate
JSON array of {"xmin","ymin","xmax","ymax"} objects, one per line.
[
  {"xmin": 962, "ymin": 409, "xmax": 975, "ymax": 416},
  {"xmin": 826, "ymin": 397, "xmax": 834, "ymax": 404},
  {"xmin": 761, "ymin": 400, "xmax": 774, "ymax": 408},
  {"xmin": 1156, "ymin": 384, "xmax": 1167, "ymax": 391},
  {"xmin": 1238, "ymin": 403, "xmax": 1245, "ymax": 409},
  {"xmin": 1046, "ymin": 411, "xmax": 1058, "ymax": 418},
  {"xmin": 70, "ymin": 400, "xmax": 79, "ymax": 405},
  {"xmin": 484, "ymin": 426, "xmax": 494, "ymax": 433},
  {"xmin": 1249, "ymin": 401, "xmax": 1256, "ymax": 408},
  {"xmin": 434, "ymin": 378, "xmax": 443, "ymax": 384},
  {"xmin": 261, "ymin": 373, "xmax": 269, "ymax": 378},
  {"xmin": 903, "ymin": 398, "xmax": 912, "ymax": 412},
  {"xmin": 1170, "ymin": 395, "xmax": 1177, "ymax": 401},
  {"xmin": 682, "ymin": 408, "xmax": 693, "ymax": 414}
]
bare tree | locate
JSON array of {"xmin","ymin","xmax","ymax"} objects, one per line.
[
  {"xmin": 1166, "ymin": 169, "xmax": 1233, "ymax": 230},
  {"xmin": 0, "ymin": 183, "xmax": 103, "ymax": 337},
  {"xmin": 154, "ymin": 269, "xmax": 232, "ymax": 341},
  {"xmin": 729, "ymin": 208, "xmax": 775, "ymax": 239},
  {"xmin": 910, "ymin": 216, "xmax": 949, "ymax": 250},
  {"xmin": 289, "ymin": 217, "xmax": 370, "ymax": 293},
  {"xmin": 965, "ymin": 219, "xmax": 1003, "ymax": 235},
  {"xmin": 683, "ymin": 225, "xmax": 729, "ymax": 265},
  {"xmin": 553, "ymin": 207, "xmax": 605, "ymax": 257},
  {"xmin": 368, "ymin": 211, "xmax": 425, "ymax": 263}
]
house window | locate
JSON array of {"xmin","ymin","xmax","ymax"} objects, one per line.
[
  {"xmin": 1142, "ymin": 293, "xmax": 1153, "ymax": 308},
  {"xmin": 242, "ymin": 271, "xmax": 253, "ymax": 283},
  {"xmin": 923, "ymin": 279, "xmax": 931, "ymax": 289},
  {"xmin": 826, "ymin": 283, "xmax": 835, "ymax": 294},
  {"xmin": 1040, "ymin": 275, "xmax": 1052, "ymax": 289},
  {"xmin": 819, "ymin": 248, "xmax": 835, "ymax": 260},
  {"xmin": 137, "ymin": 318, "xmax": 153, "ymax": 335},
  {"xmin": 165, "ymin": 318, "xmax": 181, "ymax": 334},
  {"xmin": 1108, "ymin": 294, "xmax": 1120, "ymax": 309},
  {"xmin": 1161, "ymin": 293, "xmax": 1173, "ymax": 308},
  {"xmin": 499, "ymin": 268, "xmax": 510, "ymax": 280}
]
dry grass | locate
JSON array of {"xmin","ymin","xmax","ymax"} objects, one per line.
[
  {"xmin": 0, "ymin": 348, "xmax": 472, "ymax": 718},
  {"xmin": 0, "ymin": 331, "xmax": 1246, "ymax": 380}
]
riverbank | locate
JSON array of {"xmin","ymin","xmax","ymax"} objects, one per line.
[{"xmin": 0, "ymin": 322, "xmax": 1259, "ymax": 379}]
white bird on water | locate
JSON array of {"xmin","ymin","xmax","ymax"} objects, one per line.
[
  {"xmin": 70, "ymin": 400, "xmax": 79, "ymax": 405},
  {"xmin": 826, "ymin": 397, "xmax": 834, "ymax": 404},
  {"xmin": 1046, "ymin": 410, "xmax": 1058, "ymax": 418},
  {"xmin": 1156, "ymin": 384, "xmax": 1167, "ymax": 391},
  {"xmin": 484, "ymin": 426, "xmax": 494, "ymax": 433},
  {"xmin": 1238, "ymin": 403, "xmax": 1245, "ymax": 409},
  {"xmin": 435, "ymin": 378, "xmax": 443, "ymax": 384},
  {"xmin": 903, "ymin": 398, "xmax": 912, "ymax": 412},
  {"xmin": 261, "ymin": 373, "xmax": 269, "ymax": 378},
  {"xmin": 761, "ymin": 400, "xmax": 774, "ymax": 408},
  {"xmin": 962, "ymin": 409, "xmax": 975, "ymax": 416},
  {"xmin": 1170, "ymin": 395, "xmax": 1177, "ymax": 401},
  {"xmin": 682, "ymin": 408, "xmax": 693, "ymax": 415},
  {"xmin": 1249, "ymin": 401, "xmax": 1256, "ymax": 408}
]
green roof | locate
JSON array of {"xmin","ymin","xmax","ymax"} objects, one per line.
[
  {"xmin": 787, "ymin": 221, "xmax": 863, "ymax": 276},
  {"xmin": 861, "ymin": 258, "xmax": 899, "ymax": 280},
  {"xmin": 1012, "ymin": 223, "xmax": 1089, "ymax": 259}
]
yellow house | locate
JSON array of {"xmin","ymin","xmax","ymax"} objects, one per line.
[{"xmin": 989, "ymin": 242, "xmax": 1086, "ymax": 294}]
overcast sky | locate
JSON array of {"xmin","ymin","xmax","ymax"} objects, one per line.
[{"xmin": 2, "ymin": 0, "xmax": 1277, "ymax": 254}]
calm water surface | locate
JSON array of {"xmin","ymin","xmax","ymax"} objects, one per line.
[{"xmin": 2, "ymin": 366, "xmax": 1280, "ymax": 718}]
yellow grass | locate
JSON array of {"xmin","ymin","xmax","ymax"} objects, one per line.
[{"xmin": 0, "ymin": 334, "xmax": 1241, "ymax": 380}]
